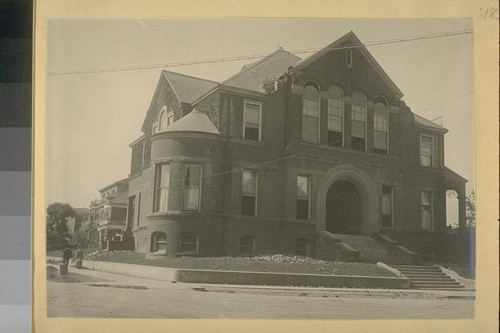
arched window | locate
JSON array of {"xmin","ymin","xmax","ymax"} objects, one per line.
[
  {"xmin": 374, "ymin": 96, "xmax": 389, "ymax": 154},
  {"xmin": 327, "ymin": 85, "xmax": 344, "ymax": 147},
  {"xmin": 240, "ymin": 235, "xmax": 256, "ymax": 256},
  {"xmin": 151, "ymin": 231, "xmax": 167, "ymax": 254},
  {"xmin": 351, "ymin": 91, "xmax": 367, "ymax": 151},
  {"xmin": 302, "ymin": 83, "xmax": 320, "ymax": 143}
]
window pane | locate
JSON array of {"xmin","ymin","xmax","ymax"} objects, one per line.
[
  {"xmin": 183, "ymin": 187, "xmax": 200, "ymax": 210},
  {"xmin": 184, "ymin": 164, "xmax": 201, "ymax": 187},
  {"xmin": 422, "ymin": 211, "xmax": 432, "ymax": 230},
  {"xmin": 374, "ymin": 131, "xmax": 387, "ymax": 149},
  {"xmin": 302, "ymin": 116, "xmax": 319, "ymax": 143},
  {"xmin": 244, "ymin": 126, "xmax": 259, "ymax": 140},
  {"xmin": 160, "ymin": 164, "xmax": 170, "ymax": 187},
  {"xmin": 242, "ymin": 171, "xmax": 256, "ymax": 194},
  {"xmin": 328, "ymin": 131, "xmax": 343, "ymax": 147},
  {"xmin": 352, "ymin": 120, "xmax": 365, "ymax": 138},
  {"xmin": 382, "ymin": 195, "xmax": 392, "ymax": 215},
  {"xmin": 295, "ymin": 239, "xmax": 309, "ymax": 256},
  {"xmin": 421, "ymin": 192, "xmax": 431, "ymax": 206},
  {"xmin": 297, "ymin": 199, "xmax": 309, "ymax": 220},
  {"xmin": 328, "ymin": 115, "xmax": 342, "ymax": 131},
  {"xmin": 244, "ymin": 104, "xmax": 260, "ymax": 123},
  {"xmin": 297, "ymin": 176, "xmax": 309, "ymax": 199},
  {"xmin": 242, "ymin": 196, "xmax": 256, "ymax": 216}
]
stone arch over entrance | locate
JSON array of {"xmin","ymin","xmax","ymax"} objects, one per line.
[{"xmin": 316, "ymin": 165, "xmax": 379, "ymax": 235}]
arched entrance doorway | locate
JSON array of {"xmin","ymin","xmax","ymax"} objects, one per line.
[
  {"xmin": 326, "ymin": 180, "xmax": 362, "ymax": 234},
  {"xmin": 316, "ymin": 165, "xmax": 379, "ymax": 235}
]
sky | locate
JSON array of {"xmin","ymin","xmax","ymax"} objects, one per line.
[{"xmin": 46, "ymin": 18, "xmax": 474, "ymax": 222}]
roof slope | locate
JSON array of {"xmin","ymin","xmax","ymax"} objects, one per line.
[
  {"xmin": 414, "ymin": 113, "xmax": 448, "ymax": 132},
  {"xmin": 295, "ymin": 31, "xmax": 404, "ymax": 98},
  {"xmin": 164, "ymin": 109, "xmax": 219, "ymax": 135},
  {"xmin": 221, "ymin": 48, "xmax": 301, "ymax": 93},
  {"xmin": 163, "ymin": 71, "xmax": 218, "ymax": 104}
]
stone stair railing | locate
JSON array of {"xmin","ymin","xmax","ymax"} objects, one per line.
[
  {"xmin": 374, "ymin": 234, "xmax": 420, "ymax": 265},
  {"xmin": 316, "ymin": 231, "xmax": 360, "ymax": 262}
]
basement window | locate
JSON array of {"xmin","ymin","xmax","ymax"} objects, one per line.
[
  {"xmin": 296, "ymin": 175, "xmax": 310, "ymax": 220},
  {"xmin": 178, "ymin": 233, "xmax": 199, "ymax": 254},
  {"xmin": 239, "ymin": 235, "xmax": 256, "ymax": 256},
  {"xmin": 295, "ymin": 239, "xmax": 309, "ymax": 256}
]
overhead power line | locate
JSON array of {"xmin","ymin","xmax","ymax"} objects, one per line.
[{"xmin": 48, "ymin": 30, "xmax": 472, "ymax": 76}]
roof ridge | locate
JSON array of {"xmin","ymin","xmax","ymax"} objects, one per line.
[
  {"xmin": 162, "ymin": 70, "xmax": 219, "ymax": 84},
  {"xmin": 220, "ymin": 47, "xmax": 293, "ymax": 86}
]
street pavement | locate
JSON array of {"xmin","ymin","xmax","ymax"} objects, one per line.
[{"xmin": 46, "ymin": 265, "xmax": 475, "ymax": 319}]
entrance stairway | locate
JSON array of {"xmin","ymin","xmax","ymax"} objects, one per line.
[
  {"xmin": 330, "ymin": 234, "xmax": 407, "ymax": 265},
  {"xmin": 391, "ymin": 265, "xmax": 465, "ymax": 290}
]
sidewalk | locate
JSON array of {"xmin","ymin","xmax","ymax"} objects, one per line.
[{"xmin": 58, "ymin": 264, "xmax": 475, "ymax": 300}]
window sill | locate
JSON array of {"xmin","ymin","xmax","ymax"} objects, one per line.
[
  {"xmin": 229, "ymin": 138, "xmax": 266, "ymax": 147},
  {"xmin": 177, "ymin": 252, "xmax": 199, "ymax": 257}
]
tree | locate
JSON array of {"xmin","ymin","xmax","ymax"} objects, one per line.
[
  {"xmin": 46, "ymin": 202, "xmax": 76, "ymax": 250},
  {"xmin": 465, "ymin": 190, "xmax": 476, "ymax": 228}
]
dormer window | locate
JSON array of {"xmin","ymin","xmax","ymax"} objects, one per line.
[{"xmin": 243, "ymin": 101, "xmax": 262, "ymax": 141}]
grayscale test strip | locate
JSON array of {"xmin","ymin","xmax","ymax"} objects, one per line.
[{"xmin": 0, "ymin": 1, "xmax": 33, "ymax": 332}]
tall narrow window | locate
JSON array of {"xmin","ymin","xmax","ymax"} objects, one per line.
[
  {"xmin": 347, "ymin": 48, "xmax": 353, "ymax": 66},
  {"xmin": 351, "ymin": 91, "xmax": 367, "ymax": 151},
  {"xmin": 243, "ymin": 101, "xmax": 262, "ymax": 141},
  {"xmin": 183, "ymin": 164, "xmax": 201, "ymax": 211},
  {"xmin": 420, "ymin": 135, "xmax": 434, "ymax": 167},
  {"xmin": 127, "ymin": 195, "xmax": 136, "ymax": 228},
  {"xmin": 241, "ymin": 170, "xmax": 257, "ymax": 216},
  {"xmin": 136, "ymin": 193, "xmax": 141, "ymax": 226},
  {"xmin": 151, "ymin": 231, "xmax": 166, "ymax": 254},
  {"xmin": 178, "ymin": 233, "xmax": 199, "ymax": 254},
  {"xmin": 239, "ymin": 235, "xmax": 256, "ymax": 256},
  {"xmin": 327, "ymin": 85, "xmax": 344, "ymax": 147},
  {"xmin": 154, "ymin": 164, "xmax": 170, "ymax": 212},
  {"xmin": 374, "ymin": 98, "xmax": 388, "ymax": 154},
  {"xmin": 421, "ymin": 191, "xmax": 433, "ymax": 231},
  {"xmin": 302, "ymin": 84, "xmax": 320, "ymax": 143},
  {"xmin": 296, "ymin": 175, "xmax": 310, "ymax": 220},
  {"xmin": 382, "ymin": 186, "xmax": 393, "ymax": 227},
  {"xmin": 159, "ymin": 108, "xmax": 173, "ymax": 131}
]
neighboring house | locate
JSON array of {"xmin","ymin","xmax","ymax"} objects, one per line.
[
  {"xmin": 126, "ymin": 31, "xmax": 468, "ymax": 263},
  {"xmin": 88, "ymin": 178, "xmax": 131, "ymax": 250},
  {"xmin": 67, "ymin": 207, "xmax": 89, "ymax": 242}
]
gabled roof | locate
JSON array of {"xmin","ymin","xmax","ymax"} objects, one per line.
[
  {"xmin": 163, "ymin": 70, "xmax": 218, "ymax": 104},
  {"xmin": 414, "ymin": 113, "xmax": 448, "ymax": 133},
  {"xmin": 294, "ymin": 31, "xmax": 404, "ymax": 98},
  {"xmin": 164, "ymin": 109, "xmax": 219, "ymax": 135},
  {"xmin": 220, "ymin": 48, "xmax": 301, "ymax": 93}
]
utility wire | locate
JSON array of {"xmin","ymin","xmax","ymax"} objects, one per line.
[
  {"xmin": 164, "ymin": 91, "xmax": 473, "ymax": 184},
  {"xmin": 48, "ymin": 30, "xmax": 472, "ymax": 76}
]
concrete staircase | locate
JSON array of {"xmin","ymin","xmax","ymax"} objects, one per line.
[
  {"xmin": 330, "ymin": 234, "xmax": 407, "ymax": 265},
  {"xmin": 391, "ymin": 265, "xmax": 464, "ymax": 290}
]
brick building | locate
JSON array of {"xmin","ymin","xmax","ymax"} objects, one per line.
[{"xmin": 126, "ymin": 31, "xmax": 468, "ymax": 262}]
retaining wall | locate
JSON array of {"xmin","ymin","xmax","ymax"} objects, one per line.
[{"xmin": 80, "ymin": 260, "xmax": 410, "ymax": 289}]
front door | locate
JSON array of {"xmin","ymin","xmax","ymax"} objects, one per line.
[{"xmin": 326, "ymin": 180, "xmax": 362, "ymax": 234}]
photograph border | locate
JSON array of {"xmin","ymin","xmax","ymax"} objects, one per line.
[{"xmin": 33, "ymin": 1, "xmax": 499, "ymax": 332}]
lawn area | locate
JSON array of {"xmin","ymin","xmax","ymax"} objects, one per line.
[{"xmin": 85, "ymin": 251, "xmax": 396, "ymax": 277}]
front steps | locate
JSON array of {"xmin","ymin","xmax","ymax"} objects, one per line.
[
  {"xmin": 391, "ymin": 265, "xmax": 465, "ymax": 290},
  {"xmin": 329, "ymin": 234, "xmax": 407, "ymax": 265}
]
